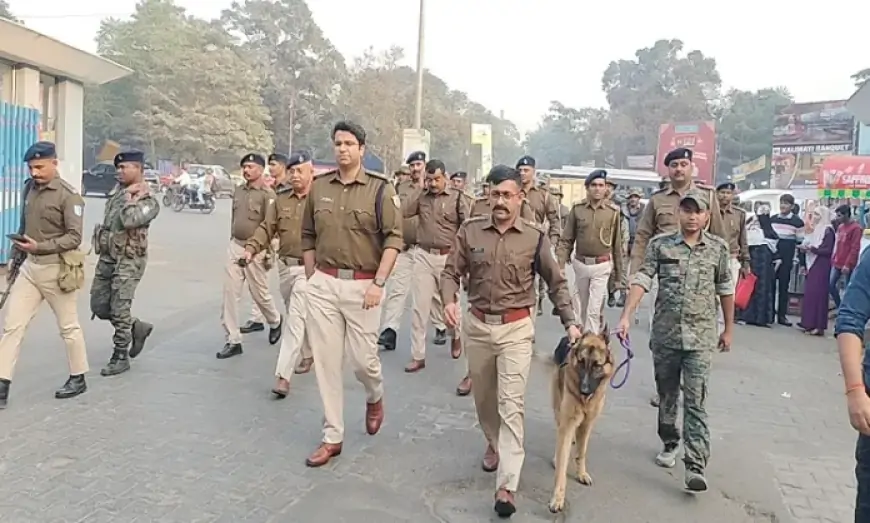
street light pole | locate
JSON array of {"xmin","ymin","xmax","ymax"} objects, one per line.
[{"xmin": 413, "ymin": 0, "xmax": 425, "ymax": 130}]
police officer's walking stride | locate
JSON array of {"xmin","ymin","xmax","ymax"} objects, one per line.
[
  {"xmin": 91, "ymin": 150, "xmax": 159, "ymax": 376},
  {"xmin": 0, "ymin": 142, "xmax": 89, "ymax": 407}
]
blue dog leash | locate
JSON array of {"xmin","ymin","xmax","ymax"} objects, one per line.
[{"xmin": 610, "ymin": 333, "xmax": 634, "ymax": 389}]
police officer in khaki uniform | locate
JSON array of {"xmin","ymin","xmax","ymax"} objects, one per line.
[
  {"xmin": 442, "ymin": 165, "xmax": 579, "ymax": 518},
  {"xmin": 516, "ymin": 156, "xmax": 561, "ymax": 242},
  {"xmin": 716, "ymin": 182, "xmax": 750, "ymax": 287},
  {"xmin": 243, "ymin": 151, "xmax": 315, "ymax": 397},
  {"xmin": 302, "ymin": 121, "xmax": 403, "ymax": 467},
  {"xmin": 557, "ymin": 169, "xmax": 625, "ymax": 333},
  {"xmin": 0, "ymin": 142, "xmax": 88, "ymax": 408},
  {"xmin": 217, "ymin": 153, "xmax": 283, "ymax": 360},
  {"xmin": 604, "ymin": 179, "xmax": 622, "ymax": 307},
  {"xmin": 403, "ymin": 160, "xmax": 469, "ymax": 373}
]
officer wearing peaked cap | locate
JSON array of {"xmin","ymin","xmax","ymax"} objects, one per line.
[
  {"xmin": 0, "ymin": 142, "xmax": 89, "ymax": 408},
  {"xmin": 715, "ymin": 181, "xmax": 749, "ymax": 289}
]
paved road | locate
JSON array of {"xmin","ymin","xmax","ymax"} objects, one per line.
[{"xmin": 0, "ymin": 196, "xmax": 855, "ymax": 522}]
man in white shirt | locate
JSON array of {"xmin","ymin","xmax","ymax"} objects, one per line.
[
  {"xmin": 174, "ymin": 167, "xmax": 195, "ymax": 201},
  {"xmin": 197, "ymin": 168, "xmax": 215, "ymax": 203}
]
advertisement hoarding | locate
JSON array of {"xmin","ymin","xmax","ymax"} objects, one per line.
[
  {"xmin": 656, "ymin": 122, "xmax": 716, "ymax": 185},
  {"xmin": 731, "ymin": 155, "xmax": 768, "ymax": 182},
  {"xmin": 817, "ymin": 155, "xmax": 870, "ymax": 198}
]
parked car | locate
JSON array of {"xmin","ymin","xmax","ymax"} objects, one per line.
[
  {"xmin": 81, "ymin": 162, "xmax": 119, "ymax": 196},
  {"xmin": 188, "ymin": 164, "xmax": 236, "ymax": 198},
  {"xmin": 143, "ymin": 169, "xmax": 161, "ymax": 193}
]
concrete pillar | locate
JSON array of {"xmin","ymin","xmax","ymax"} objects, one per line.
[
  {"xmin": 11, "ymin": 65, "xmax": 40, "ymax": 110},
  {"xmin": 55, "ymin": 79, "xmax": 84, "ymax": 189}
]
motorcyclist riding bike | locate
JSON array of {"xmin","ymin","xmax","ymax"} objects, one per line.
[
  {"xmin": 197, "ymin": 168, "xmax": 215, "ymax": 204},
  {"xmin": 174, "ymin": 168, "xmax": 199, "ymax": 203}
]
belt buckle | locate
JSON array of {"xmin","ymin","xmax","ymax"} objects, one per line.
[
  {"xmin": 584, "ymin": 257, "xmax": 597, "ymax": 265},
  {"xmin": 430, "ymin": 248, "xmax": 442, "ymax": 255},
  {"xmin": 337, "ymin": 268, "xmax": 355, "ymax": 280},
  {"xmin": 483, "ymin": 313, "xmax": 503, "ymax": 325}
]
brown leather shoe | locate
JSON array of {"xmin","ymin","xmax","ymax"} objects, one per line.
[
  {"xmin": 305, "ymin": 442, "xmax": 342, "ymax": 467},
  {"xmin": 271, "ymin": 377, "xmax": 290, "ymax": 399},
  {"xmin": 365, "ymin": 399, "xmax": 384, "ymax": 435},
  {"xmin": 404, "ymin": 359, "xmax": 425, "ymax": 373},
  {"xmin": 294, "ymin": 358, "xmax": 313, "ymax": 374},
  {"xmin": 494, "ymin": 488, "xmax": 516, "ymax": 518},
  {"xmin": 456, "ymin": 376, "xmax": 472, "ymax": 396},
  {"xmin": 450, "ymin": 337, "xmax": 462, "ymax": 359},
  {"xmin": 482, "ymin": 445, "xmax": 499, "ymax": 472}
]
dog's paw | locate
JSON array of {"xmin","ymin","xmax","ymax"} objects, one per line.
[
  {"xmin": 548, "ymin": 495, "xmax": 566, "ymax": 513},
  {"xmin": 576, "ymin": 471, "xmax": 593, "ymax": 486}
]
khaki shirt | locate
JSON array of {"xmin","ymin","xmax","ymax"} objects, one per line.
[
  {"xmin": 441, "ymin": 216, "xmax": 575, "ymax": 327},
  {"xmin": 404, "ymin": 187, "xmax": 469, "ymax": 250},
  {"xmin": 231, "ymin": 182, "xmax": 276, "ymax": 242},
  {"xmin": 720, "ymin": 205, "xmax": 750, "ymax": 268},
  {"xmin": 629, "ymin": 182, "xmax": 726, "ymax": 272},
  {"xmin": 396, "ymin": 179, "xmax": 424, "ymax": 248},
  {"xmin": 520, "ymin": 185, "xmax": 561, "ymax": 242},
  {"xmin": 24, "ymin": 177, "xmax": 84, "ymax": 255},
  {"xmin": 246, "ymin": 182, "xmax": 306, "ymax": 258},
  {"xmin": 301, "ymin": 168, "xmax": 404, "ymax": 272},
  {"xmin": 470, "ymin": 197, "xmax": 491, "ymax": 218},
  {"xmin": 557, "ymin": 199, "xmax": 625, "ymax": 286}
]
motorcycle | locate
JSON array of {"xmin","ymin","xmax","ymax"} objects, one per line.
[
  {"xmin": 172, "ymin": 186, "xmax": 215, "ymax": 214},
  {"xmin": 162, "ymin": 183, "xmax": 180, "ymax": 207}
]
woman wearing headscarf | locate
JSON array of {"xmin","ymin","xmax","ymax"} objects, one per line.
[
  {"xmin": 798, "ymin": 206, "xmax": 835, "ymax": 335},
  {"xmin": 738, "ymin": 205, "xmax": 778, "ymax": 326}
]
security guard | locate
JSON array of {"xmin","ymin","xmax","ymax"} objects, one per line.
[
  {"xmin": 243, "ymin": 151, "xmax": 315, "ymax": 397},
  {"xmin": 716, "ymin": 182, "xmax": 750, "ymax": 287},
  {"xmin": 403, "ymin": 159, "xmax": 469, "ymax": 373},
  {"xmin": 0, "ymin": 141, "xmax": 88, "ymax": 407},
  {"xmin": 556, "ymin": 169, "xmax": 624, "ymax": 333},
  {"xmin": 393, "ymin": 164, "xmax": 410, "ymax": 187},
  {"xmin": 217, "ymin": 153, "xmax": 282, "ymax": 360},
  {"xmin": 441, "ymin": 164, "xmax": 579, "ymax": 518},
  {"xmin": 450, "ymin": 170, "xmax": 467, "ymax": 192},
  {"xmin": 91, "ymin": 150, "xmax": 160, "ymax": 376},
  {"xmin": 618, "ymin": 192, "xmax": 733, "ymax": 493},
  {"xmin": 301, "ymin": 121, "xmax": 403, "ymax": 467}
]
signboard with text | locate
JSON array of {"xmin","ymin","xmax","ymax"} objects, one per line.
[{"xmin": 656, "ymin": 121, "xmax": 717, "ymax": 185}]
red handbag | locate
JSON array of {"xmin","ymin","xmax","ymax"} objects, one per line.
[{"xmin": 735, "ymin": 273, "xmax": 758, "ymax": 310}]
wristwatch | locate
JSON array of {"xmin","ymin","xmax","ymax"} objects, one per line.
[{"xmin": 373, "ymin": 277, "xmax": 386, "ymax": 288}]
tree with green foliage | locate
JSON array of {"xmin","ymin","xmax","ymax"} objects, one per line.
[
  {"xmin": 0, "ymin": 0, "xmax": 18, "ymax": 21},
  {"xmin": 853, "ymin": 68, "xmax": 870, "ymax": 89}
]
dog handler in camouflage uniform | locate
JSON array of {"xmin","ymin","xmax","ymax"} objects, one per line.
[
  {"xmin": 90, "ymin": 151, "xmax": 159, "ymax": 377},
  {"xmin": 617, "ymin": 192, "xmax": 734, "ymax": 492}
]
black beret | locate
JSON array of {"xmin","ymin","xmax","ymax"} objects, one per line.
[
  {"xmin": 23, "ymin": 141, "xmax": 57, "ymax": 162},
  {"xmin": 585, "ymin": 169, "xmax": 607, "ymax": 186},
  {"xmin": 717, "ymin": 182, "xmax": 736, "ymax": 191},
  {"xmin": 240, "ymin": 153, "xmax": 266, "ymax": 167},
  {"xmin": 516, "ymin": 155, "xmax": 536, "ymax": 169},
  {"xmin": 450, "ymin": 171, "xmax": 467, "ymax": 180},
  {"xmin": 114, "ymin": 150, "xmax": 145, "ymax": 167},
  {"xmin": 268, "ymin": 153, "xmax": 289, "ymax": 165},
  {"xmin": 663, "ymin": 148, "xmax": 693, "ymax": 167},
  {"xmin": 287, "ymin": 150, "xmax": 312, "ymax": 168},
  {"xmin": 406, "ymin": 151, "xmax": 426, "ymax": 164}
]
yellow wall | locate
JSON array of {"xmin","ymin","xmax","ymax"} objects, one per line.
[{"xmin": 550, "ymin": 179, "xmax": 587, "ymax": 205}]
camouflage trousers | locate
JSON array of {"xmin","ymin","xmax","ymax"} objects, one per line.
[
  {"xmin": 652, "ymin": 347, "xmax": 713, "ymax": 470},
  {"xmin": 90, "ymin": 257, "xmax": 147, "ymax": 350}
]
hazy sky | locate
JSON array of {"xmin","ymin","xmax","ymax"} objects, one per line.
[{"xmin": 9, "ymin": 0, "xmax": 867, "ymax": 133}]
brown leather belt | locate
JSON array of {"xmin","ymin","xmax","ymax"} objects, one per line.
[
  {"xmin": 421, "ymin": 247, "xmax": 451, "ymax": 255},
  {"xmin": 318, "ymin": 266, "xmax": 376, "ymax": 280},
  {"xmin": 470, "ymin": 307, "xmax": 531, "ymax": 325},
  {"xmin": 575, "ymin": 254, "xmax": 611, "ymax": 264},
  {"xmin": 280, "ymin": 256, "xmax": 302, "ymax": 266}
]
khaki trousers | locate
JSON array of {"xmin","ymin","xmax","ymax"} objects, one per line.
[
  {"xmin": 221, "ymin": 241, "xmax": 280, "ymax": 344},
  {"xmin": 251, "ymin": 259, "xmax": 313, "ymax": 361},
  {"xmin": 306, "ymin": 269, "xmax": 384, "ymax": 444},
  {"xmin": 0, "ymin": 259, "xmax": 88, "ymax": 380},
  {"xmin": 274, "ymin": 265, "xmax": 313, "ymax": 379},
  {"xmin": 380, "ymin": 248, "xmax": 445, "ymax": 333},
  {"xmin": 410, "ymin": 249, "xmax": 449, "ymax": 360},
  {"xmin": 571, "ymin": 258, "xmax": 612, "ymax": 333},
  {"xmin": 465, "ymin": 312, "xmax": 534, "ymax": 492}
]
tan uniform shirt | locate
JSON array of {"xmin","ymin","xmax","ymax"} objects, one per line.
[
  {"xmin": 24, "ymin": 177, "xmax": 84, "ymax": 255},
  {"xmin": 396, "ymin": 179, "xmax": 424, "ymax": 248},
  {"xmin": 470, "ymin": 197, "xmax": 491, "ymax": 218},
  {"xmin": 441, "ymin": 216, "xmax": 575, "ymax": 327},
  {"xmin": 404, "ymin": 187, "xmax": 469, "ymax": 250},
  {"xmin": 557, "ymin": 199, "xmax": 625, "ymax": 284},
  {"xmin": 521, "ymin": 184, "xmax": 561, "ymax": 242},
  {"xmin": 720, "ymin": 205, "xmax": 750, "ymax": 268},
  {"xmin": 629, "ymin": 182, "xmax": 726, "ymax": 272},
  {"xmin": 301, "ymin": 168, "xmax": 404, "ymax": 273},
  {"xmin": 245, "ymin": 182, "xmax": 307, "ymax": 258},
  {"xmin": 231, "ymin": 182, "xmax": 276, "ymax": 242}
]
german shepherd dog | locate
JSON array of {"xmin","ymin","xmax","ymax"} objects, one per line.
[{"xmin": 547, "ymin": 326, "xmax": 614, "ymax": 513}]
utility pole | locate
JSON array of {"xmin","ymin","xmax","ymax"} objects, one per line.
[{"xmin": 413, "ymin": 0, "xmax": 425, "ymax": 130}]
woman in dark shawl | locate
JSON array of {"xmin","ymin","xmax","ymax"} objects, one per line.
[{"xmin": 738, "ymin": 206, "xmax": 778, "ymax": 326}]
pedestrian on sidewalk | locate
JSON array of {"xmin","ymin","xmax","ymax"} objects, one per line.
[
  {"xmin": 831, "ymin": 205, "xmax": 863, "ymax": 311},
  {"xmin": 797, "ymin": 206, "xmax": 834, "ymax": 336}
]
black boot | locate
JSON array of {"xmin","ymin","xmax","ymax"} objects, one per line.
[
  {"xmin": 268, "ymin": 316, "xmax": 283, "ymax": 345},
  {"xmin": 216, "ymin": 343, "xmax": 243, "ymax": 360},
  {"xmin": 607, "ymin": 293, "xmax": 616, "ymax": 308},
  {"xmin": 240, "ymin": 321, "xmax": 265, "ymax": 334},
  {"xmin": 378, "ymin": 328, "xmax": 396, "ymax": 351},
  {"xmin": 129, "ymin": 319, "xmax": 154, "ymax": 359},
  {"xmin": 536, "ymin": 297, "xmax": 543, "ymax": 316},
  {"xmin": 616, "ymin": 292, "xmax": 626, "ymax": 308},
  {"xmin": 55, "ymin": 374, "xmax": 87, "ymax": 399},
  {"xmin": 433, "ymin": 329, "xmax": 447, "ymax": 346},
  {"xmin": 100, "ymin": 349, "xmax": 131, "ymax": 376},
  {"xmin": 0, "ymin": 378, "xmax": 9, "ymax": 409}
]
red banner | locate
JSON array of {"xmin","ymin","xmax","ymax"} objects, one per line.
[
  {"xmin": 818, "ymin": 156, "xmax": 870, "ymax": 189},
  {"xmin": 656, "ymin": 121, "xmax": 717, "ymax": 185}
]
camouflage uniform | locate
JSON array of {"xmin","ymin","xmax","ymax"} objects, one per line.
[
  {"xmin": 630, "ymin": 228, "xmax": 731, "ymax": 476},
  {"xmin": 91, "ymin": 182, "xmax": 160, "ymax": 375}
]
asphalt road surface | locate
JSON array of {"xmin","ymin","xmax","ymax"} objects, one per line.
[{"xmin": 0, "ymin": 195, "xmax": 855, "ymax": 523}]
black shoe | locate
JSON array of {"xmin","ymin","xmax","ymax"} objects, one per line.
[
  {"xmin": 216, "ymin": 343, "xmax": 243, "ymax": 360},
  {"xmin": 616, "ymin": 293, "xmax": 626, "ymax": 308},
  {"xmin": 129, "ymin": 320, "xmax": 154, "ymax": 359},
  {"xmin": 536, "ymin": 299, "xmax": 543, "ymax": 316},
  {"xmin": 240, "ymin": 321, "xmax": 265, "ymax": 334},
  {"xmin": 0, "ymin": 378, "xmax": 9, "ymax": 409},
  {"xmin": 100, "ymin": 349, "xmax": 131, "ymax": 376},
  {"xmin": 378, "ymin": 328, "xmax": 397, "ymax": 351},
  {"xmin": 55, "ymin": 374, "xmax": 87, "ymax": 399},
  {"xmin": 268, "ymin": 316, "xmax": 283, "ymax": 345},
  {"xmin": 777, "ymin": 317, "xmax": 792, "ymax": 327},
  {"xmin": 607, "ymin": 294, "xmax": 616, "ymax": 307},
  {"xmin": 433, "ymin": 329, "xmax": 447, "ymax": 346}
]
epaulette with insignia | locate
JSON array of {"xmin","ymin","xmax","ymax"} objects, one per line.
[
  {"xmin": 365, "ymin": 171, "xmax": 388, "ymax": 181},
  {"xmin": 59, "ymin": 179, "xmax": 80, "ymax": 195},
  {"xmin": 522, "ymin": 219, "xmax": 545, "ymax": 232}
]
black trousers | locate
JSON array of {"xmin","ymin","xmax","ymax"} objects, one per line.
[
  {"xmin": 772, "ymin": 259, "xmax": 793, "ymax": 319},
  {"xmin": 856, "ymin": 433, "xmax": 870, "ymax": 522}
]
